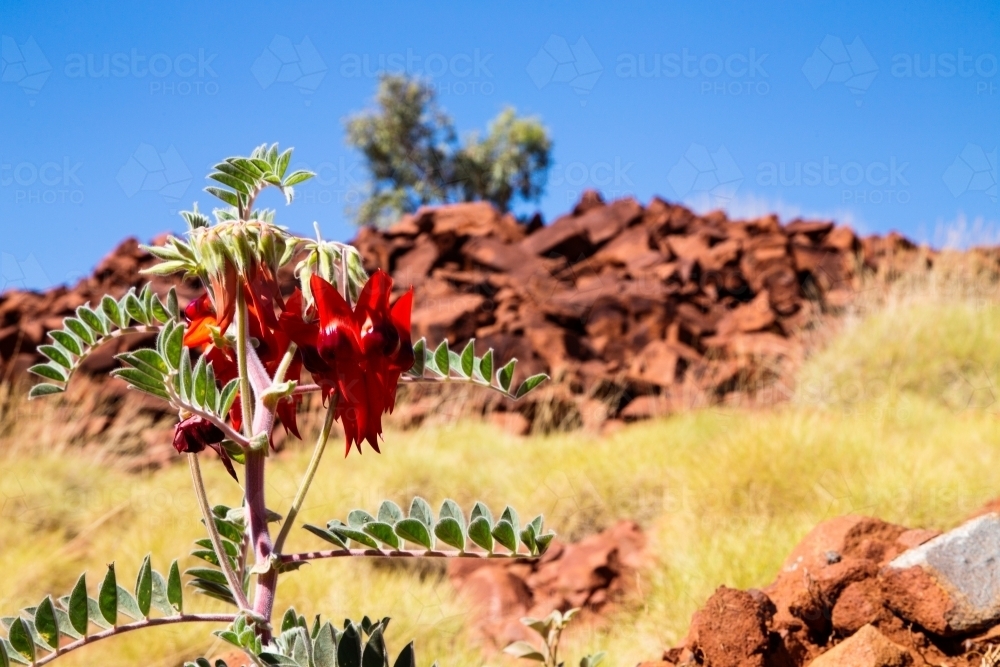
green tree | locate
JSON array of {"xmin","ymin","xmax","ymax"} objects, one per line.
[{"xmin": 346, "ymin": 74, "xmax": 552, "ymax": 227}]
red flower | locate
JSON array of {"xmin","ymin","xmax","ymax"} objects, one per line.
[
  {"xmin": 173, "ymin": 416, "xmax": 238, "ymax": 481},
  {"xmin": 182, "ymin": 291, "xmax": 303, "ymax": 443},
  {"xmin": 279, "ymin": 270, "xmax": 414, "ymax": 454}
]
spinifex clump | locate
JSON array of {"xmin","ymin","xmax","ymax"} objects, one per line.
[{"xmin": 9, "ymin": 144, "xmax": 551, "ymax": 667}]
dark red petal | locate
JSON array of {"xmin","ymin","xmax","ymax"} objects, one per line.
[{"xmin": 310, "ymin": 274, "xmax": 356, "ymax": 330}]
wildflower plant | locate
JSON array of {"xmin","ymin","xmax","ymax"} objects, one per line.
[{"xmin": 11, "ymin": 145, "xmax": 550, "ymax": 667}]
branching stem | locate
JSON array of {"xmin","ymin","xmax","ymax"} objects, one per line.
[
  {"xmin": 33, "ymin": 614, "xmax": 238, "ymax": 666},
  {"xmin": 273, "ymin": 399, "xmax": 337, "ymax": 553},
  {"xmin": 188, "ymin": 454, "xmax": 251, "ymax": 611}
]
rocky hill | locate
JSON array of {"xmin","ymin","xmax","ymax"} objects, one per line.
[{"xmin": 0, "ymin": 192, "xmax": 942, "ymax": 435}]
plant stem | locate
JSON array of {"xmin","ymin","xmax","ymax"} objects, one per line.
[
  {"xmin": 245, "ymin": 450, "xmax": 276, "ymax": 643},
  {"xmin": 188, "ymin": 454, "xmax": 251, "ymax": 611},
  {"xmin": 273, "ymin": 399, "xmax": 337, "ymax": 553},
  {"xmin": 236, "ymin": 290, "xmax": 254, "ymax": 439},
  {"xmin": 33, "ymin": 614, "xmax": 238, "ymax": 666},
  {"xmin": 273, "ymin": 342, "xmax": 298, "ymax": 384}
]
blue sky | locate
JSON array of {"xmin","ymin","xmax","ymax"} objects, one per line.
[{"xmin": 1, "ymin": 0, "xmax": 997, "ymax": 290}]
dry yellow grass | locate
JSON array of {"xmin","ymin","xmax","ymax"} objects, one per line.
[{"xmin": 2, "ymin": 260, "xmax": 999, "ymax": 666}]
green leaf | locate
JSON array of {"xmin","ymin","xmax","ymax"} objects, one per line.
[
  {"xmin": 276, "ymin": 148, "xmax": 292, "ymax": 178},
  {"xmin": 116, "ymin": 586, "xmax": 142, "ymax": 620},
  {"xmin": 408, "ymin": 497, "xmax": 434, "ymax": 528},
  {"xmin": 468, "ymin": 517, "xmax": 494, "ymax": 553},
  {"xmin": 34, "ymin": 597, "xmax": 59, "ymax": 649},
  {"xmin": 280, "ymin": 608, "xmax": 300, "ymax": 634},
  {"xmin": 393, "ymin": 643, "xmax": 415, "ymax": 667},
  {"xmin": 28, "ymin": 363, "xmax": 67, "ymax": 383},
  {"xmin": 503, "ymin": 641, "xmax": 546, "ymax": 662},
  {"xmin": 68, "ymin": 573, "xmax": 89, "ymax": 636},
  {"xmin": 101, "ymin": 295, "xmax": 124, "ymax": 328},
  {"xmin": 347, "ymin": 510, "xmax": 376, "ymax": 529},
  {"xmin": 185, "ymin": 568, "xmax": 228, "ymax": 587},
  {"xmin": 362, "ymin": 626, "xmax": 387, "ymax": 667},
  {"xmin": 516, "ymin": 374, "xmax": 548, "ymax": 399},
  {"xmin": 7, "ymin": 619, "xmax": 33, "ymax": 662},
  {"xmin": 192, "ymin": 355, "xmax": 208, "ymax": 407},
  {"xmin": 50, "ymin": 329, "xmax": 83, "ymax": 356},
  {"xmin": 433, "ymin": 517, "xmax": 465, "ymax": 551},
  {"xmin": 479, "ymin": 349, "xmax": 494, "ymax": 383},
  {"xmin": 394, "ymin": 519, "xmax": 432, "ymax": 549},
  {"xmin": 111, "ymin": 368, "xmax": 169, "ymax": 400},
  {"xmin": 166, "ymin": 288, "xmax": 180, "ymax": 320},
  {"xmin": 303, "ymin": 524, "xmax": 348, "ymax": 550},
  {"xmin": 329, "ymin": 525, "xmax": 379, "ymax": 549},
  {"xmin": 131, "ymin": 348, "xmax": 169, "ymax": 375},
  {"xmin": 63, "ymin": 317, "xmax": 96, "ymax": 345},
  {"xmin": 136, "ymin": 555, "xmax": 153, "ymax": 617},
  {"xmin": 166, "ymin": 322, "xmax": 185, "ymax": 369},
  {"xmin": 282, "ymin": 170, "xmax": 313, "ymax": 187},
  {"xmin": 433, "ymin": 341, "xmax": 450, "ymax": 376},
  {"xmin": 28, "ymin": 383, "xmax": 63, "ymax": 399},
  {"xmin": 363, "ymin": 522, "xmax": 401, "ymax": 549},
  {"xmin": 39, "ymin": 344, "xmax": 72, "ymax": 369},
  {"xmin": 0, "ymin": 638, "xmax": 9, "ymax": 667},
  {"xmin": 492, "ymin": 520, "xmax": 518, "ymax": 553},
  {"xmin": 439, "ymin": 499, "xmax": 465, "ymax": 530},
  {"xmin": 232, "ymin": 157, "xmax": 265, "ymax": 179},
  {"xmin": 124, "ymin": 291, "xmax": 149, "ymax": 325},
  {"xmin": 82, "ymin": 598, "xmax": 110, "ymax": 632},
  {"xmin": 150, "ymin": 571, "xmax": 174, "ymax": 616},
  {"xmin": 50, "ymin": 609, "xmax": 80, "ymax": 641},
  {"xmin": 76, "ymin": 305, "xmax": 108, "ymax": 336},
  {"xmin": 150, "ymin": 294, "xmax": 171, "ymax": 324},
  {"xmin": 408, "ymin": 339, "xmax": 425, "ymax": 376},
  {"xmin": 209, "ymin": 172, "xmax": 252, "ymax": 194},
  {"xmin": 168, "ymin": 560, "xmax": 183, "ymax": 613},
  {"xmin": 99, "ymin": 565, "xmax": 118, "ymax": 625},
  {"xmin": 470, "ymin": 502, "xmax": 493, "ymax": 526},
  {"xmin": 501, "ymin": 506, "xmax": 520, "ymax": 538},
  {"xmin": 204, "ymin": 362, "xmax": 218, "ymax": 413},
  {"xmin": 313, "ymin": 622, "xmax": 337, "ymax": 667},
  {"xmin": 581, "ymin": 652, "xmax": 607, "ymax": 667},
  {"xmin": 377, "ymin": 500, "xmax": 403, "ymax": 526},
  {"xmin": 460, "ymin": 340, "xmax": 475, "ymax": 377},
  {"xmin": 205, "ymin": 186, "xmax": 241, "ymax": 207},
  {"xmin": 218, "ymin": 378, "xmax": 239, "ymax": 416},
  {"xmin": 338, "ymin": 623, "xmax": 363, "ymax": 667},
  {"xmin": 497, "ymin": 359, "xmax": 517, "ymax": 394},
  {"xmin": 258, "ymin": 652, "xmax": 300, "ymax": 666},
  {"xmin": 536, "ymin": 533, "xmax": 555, "ymax": 554},
  {"xmin": 520, "ymin": 527, "xmax": 537, "ymax": 555},
  {"xmin": 179, "ymin": 347, "xmax": 193, "ymax": 401}
]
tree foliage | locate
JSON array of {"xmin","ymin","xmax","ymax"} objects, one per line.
[{"xmin": 346, "ymin": 75, "xmax": 552, "ymax": 227}]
